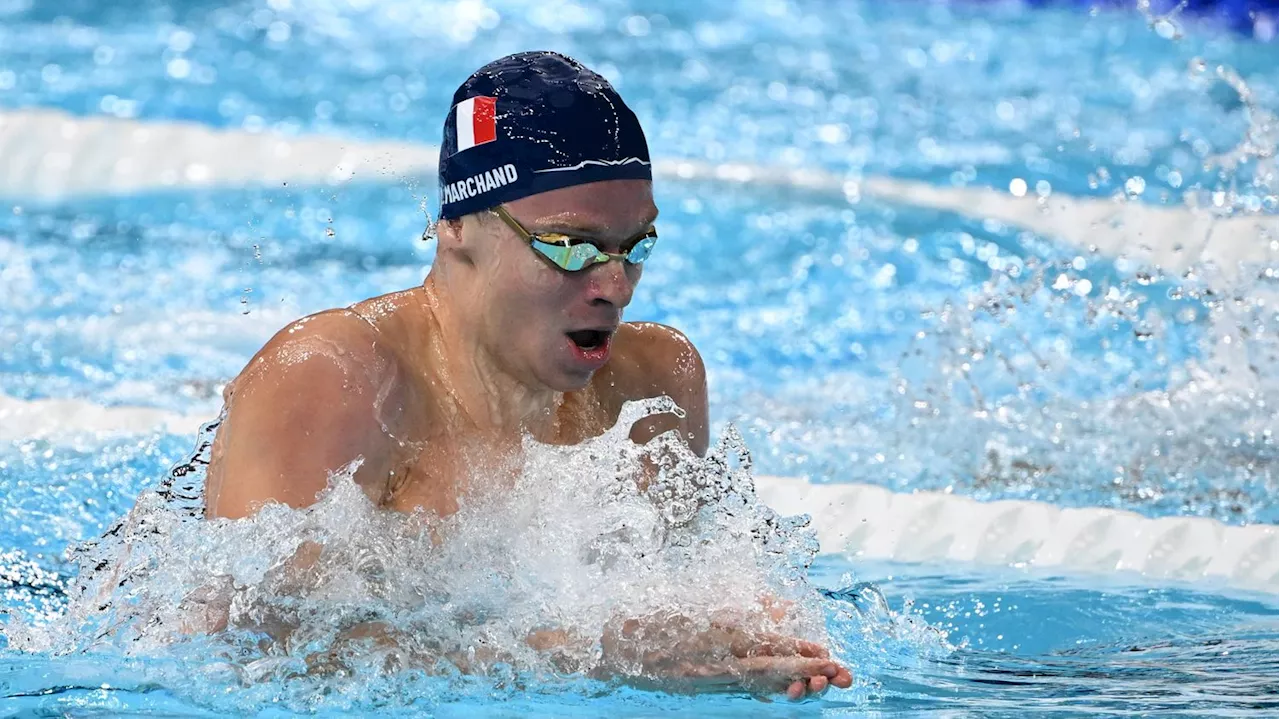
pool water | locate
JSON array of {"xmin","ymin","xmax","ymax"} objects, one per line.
[
  {"xmin": 1, "ymin": 0, "xmax": 1277, "ymax": 715},
  {"xmin": 2, "ymin": 552, "xmax": 1276, "ymax": 716}
]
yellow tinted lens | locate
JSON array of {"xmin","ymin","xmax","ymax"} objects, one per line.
[
  {"xmin": 566, "ymin": 243, "xmax": 606, "ymax": 270},
  {"xmin": 531, "ymin": 238, "xmax": 605, "ymax": 271},
  {"xmin": 531, "ymin": 240, "xmax": 575, "ymax": 269}
]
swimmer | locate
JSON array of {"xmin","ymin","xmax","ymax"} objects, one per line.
[{"xmin": 203, "ymin": 51, "xmax": 852, "ymax": 700}]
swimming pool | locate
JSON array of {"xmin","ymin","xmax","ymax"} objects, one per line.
[{"xmin": 1, "ymin": 0, "xmax": 1277, "ymax": 714}]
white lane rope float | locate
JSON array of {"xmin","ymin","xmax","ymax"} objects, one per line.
[{"xmin": 1, "ymin": 108, "xmax": 1274, "ymax": 284}]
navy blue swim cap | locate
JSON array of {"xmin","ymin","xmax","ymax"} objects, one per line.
[{"xmin": 437, "ymin": 51, "xmax": 652, "ymax": 220}]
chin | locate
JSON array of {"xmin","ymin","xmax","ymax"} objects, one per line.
[
  {"xmin": 548, "ymin": 370, "xmax": 593, "ymax": 393},
  {"xmin": 534, "ymin": 360, "xmax": 595, "ymax": 392}
]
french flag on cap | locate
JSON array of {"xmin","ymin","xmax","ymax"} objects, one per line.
[{"xmin": 455, "ymin": 96, "xmax": 497, "ymax": 152}]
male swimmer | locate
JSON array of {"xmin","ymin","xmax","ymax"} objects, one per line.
[{"xmin": 204, "ymin": 51, "xmax": 852, "ymax": 700}]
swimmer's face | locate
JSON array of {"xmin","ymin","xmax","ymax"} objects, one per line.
[{"xmin": 461, "ymin": 179, "xmax": 657, "ymax": 391}]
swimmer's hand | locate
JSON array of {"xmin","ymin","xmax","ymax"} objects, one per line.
[{"xmin": 598, "ymin": 612, "xmax": 853, "ymax": 700}]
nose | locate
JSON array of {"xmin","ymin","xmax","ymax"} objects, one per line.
[{"xmin": 586, "ymin": 257, "xmax": 635, "ymax": 308}]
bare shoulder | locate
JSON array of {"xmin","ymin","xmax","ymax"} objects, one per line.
[
  {"xmin": 602, "ymin": 322, "xmax": 709, "ymax": 455},
  {"xmin": 227, "ymin": 308, "xmax": 389, "ymax": 399},
  {"xmin": 208, "ymin": 307, "xmax": 407, "ymax": 518},
  {"xmin": 227, "ymin": 286, "xmax": 430, "ymax": 398},
  {"xmin": 348, "ymin": 287, "xmax": 423, "ymax": 328},
  {"xmin": 609, "ymin": 322, "xmax": 706, "ymax": 394}
]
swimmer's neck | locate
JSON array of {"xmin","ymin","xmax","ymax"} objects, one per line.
[{"xmin": 416, "ymin": 274, "xmax": 564, "ymax": 435}]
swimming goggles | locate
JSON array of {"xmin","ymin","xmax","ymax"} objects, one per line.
[{"xmin": 491, "ymin": 205, "xmax": 658, "ymax": 272}]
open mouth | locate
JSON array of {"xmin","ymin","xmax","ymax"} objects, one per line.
[{"xmin": 566, "ymin": 329, "xmax": 610, "ymax": 351}]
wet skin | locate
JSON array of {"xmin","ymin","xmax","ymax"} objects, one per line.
[{"xmin": 203, "ymin": 179, "xmax": 853, "ymax": 699}]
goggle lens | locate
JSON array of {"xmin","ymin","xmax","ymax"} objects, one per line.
[
  {"xmin": 530, "ymin": 233, "xmax": 658, "ymax": 272},
  {"xmin": 492, "ymin": 205, "xmax": 657, "ymax": 273}
]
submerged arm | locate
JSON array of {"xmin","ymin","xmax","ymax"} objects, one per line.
[{"xmin": 525, "ymin": 606, "xmax": 851, "ymax": 700}]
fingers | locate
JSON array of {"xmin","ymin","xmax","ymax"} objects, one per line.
[
  {"xmin": 736, "ymin": 656, "xmax": 837, "ymax": 682},
  {"xmin": 731, "ymin": 633, "xmax": 830, "ymax": 660},
  {"xmin": 808, "ymin": 674, "xmax": 829, "ymax": 694},
  {"xmin": 786, "ymin": 679, "xmax": 806, "ymax": 700},
  {"xmin": 758, "ymin": 595, "xmax": 795, "ymax": 623},
  {"xmin": 665, "ymin": 656, "xmax": 852, "ymax": 702},
  {"xmin": 733, "ymin": 656, "xmax": 853, "ymax": 701},
  {"xmin": 786, "ymin": 666, "xmax": 836, "ymax": 701},
  {"xmin": 795, "ymin": 639, "xmax": 828, "ymax": 659}
]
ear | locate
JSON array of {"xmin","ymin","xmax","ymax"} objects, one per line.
[
  {"xmin": 434, "ymin": 217, "xmax": 465, "ymax": 246},
  {"xmin": 435, "ymin": 216, "xmax": 477, "ymax": 267}
]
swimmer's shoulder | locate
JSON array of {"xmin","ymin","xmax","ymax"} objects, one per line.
[
  {"xmin": 598, "ymin": 322, "xmax": 709, "ymax": 455},
  {"xmin": 602, "ymin": 322, "xmax": 707, "ymax": 402},
  {"xmin": 209, "ymin": 302, "xmax": 416, "ymax": 519},
  {"xmin": 348, "ymin": 287, "xmax": 426, "ymax": 334},
  {"xmin": 223, "ymin": 291, "xmax": 419, "ymax": 404},
  {"xmin": 231, "ymin": 309, "xmax": 381, "ymax": 384}
]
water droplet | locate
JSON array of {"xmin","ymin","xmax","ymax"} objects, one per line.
[{"xmin": 1153, "ymin": 18, "xmax": 1178, "ymax": 40}]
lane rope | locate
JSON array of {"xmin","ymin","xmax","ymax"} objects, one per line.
[
  {"xmin": 2, "ymin": 108, "xmax": 1274, "ymax": 285},
  {"xmin": 1, "ymin": 392, "xmax": 1274, "ymax": 594}
]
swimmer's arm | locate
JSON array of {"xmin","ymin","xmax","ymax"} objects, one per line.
[
  {"xmin": 623, "ymin": 323, "xmax": 710, "ymax": 456},
  {"xmin": 205, "ymin": 312, "xmax": 398, "ymax": 519},
  {"xmin": 525, "ymin": 609, "xmax": 851, "ymax": 700},
  {"xmin": 598, "ymin": 613, "xmax": 852, "ymax": 699}
]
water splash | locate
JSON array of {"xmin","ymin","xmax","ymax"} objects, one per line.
[
  {"xmin": 736, "ymin": 22, "xmax": 1279, "ymax": 522},
  {"xmin": 1186, "ymin": 58, "xmax": 1279, "ymax": 208},
  {"xmin": 890, "ymin": 248, "xmax": 1277, "ymax": 521},
  {"xmin": 880, "ymin": 32, "xmax": 1279, "ymax": 520},
  {"xmin": 2, "ymin": 398, "xmax": 949, "ymax": 711}
]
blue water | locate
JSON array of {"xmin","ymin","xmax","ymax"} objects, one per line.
[
  {"xmin": 1, "ymin": 551, "xmax": 1276, "ymax": 716},
  {"xmin": 1, "ymin": 0, "xmax": 1278, "ymax": 715}
]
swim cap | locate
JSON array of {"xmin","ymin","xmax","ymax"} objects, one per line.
[{"xmin": 437, "ymin": 51, "xmax": 652, "ymax": 220}]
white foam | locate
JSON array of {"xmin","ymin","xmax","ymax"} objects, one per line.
[
  {"xmin": 2, "ymin": 109, "xmax": 1274, "ymax": 286},
  {"xmin": 2, "ymin": 392, "xmax": 1274, "ymax": 594}
]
